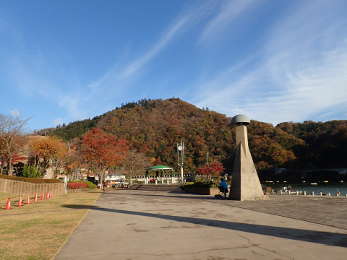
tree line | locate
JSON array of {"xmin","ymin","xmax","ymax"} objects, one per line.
[
  {"xmin": 0, "ymin": 115, "xmax": 151, "ymax": 186},
  {"xmin": 37, "ymin": 99, "xmax": 347, "ymax": 172},
  {"xmin": 3, "ymin": 98, "xmax": 347, "ymax": 182}
]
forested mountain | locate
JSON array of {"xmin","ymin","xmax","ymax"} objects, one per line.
[
  {"xmin": 37, "ymin": 98, "xmax": 347, "ymax": 173},
  {"xmin": 277, "ymin": 121, "xmax": 347, "ymax": 168}
]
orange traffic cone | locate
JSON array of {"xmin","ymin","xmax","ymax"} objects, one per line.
[
  {"xmin": 45, "ymin": 192, "xmax": 49, "ymax": 200},
  {"xmin": 47, "ymin": 192, "xmax": 51, "ymax": 199},
  {"xmin": 18, "ymin": 196, "xmax": 23, "ymax": 208},
  {"xmin": 40, "ymin": 193, "xmax": 44, "ymax": 200},
  {"xmin": 34, "ymin": 193, "xmax": 38, "ymax": 203},
  {"xmin": 5, "ymin": 198, "xmax": 11, "ymax": 210},
  {"xmin": 26, "ymin": 195, "xmax": 31, "ymax": 204}
]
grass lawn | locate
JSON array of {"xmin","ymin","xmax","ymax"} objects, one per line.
[
  {"xmin": 0, "ymin": 191, "xmax": 101, "ymax": 260},
  {"xmin": 0, "ymin": 192, "xmax": 10, "ymax": 201}
]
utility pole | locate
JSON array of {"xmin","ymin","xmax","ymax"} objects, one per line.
[{"xmin": 177, "ymin": 140, "xmax": 185, "ymax": 183}]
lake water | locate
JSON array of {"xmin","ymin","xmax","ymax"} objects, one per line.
[{"xmin": 266, "ymin": 183, "xmax": 347, "ymax": 196}]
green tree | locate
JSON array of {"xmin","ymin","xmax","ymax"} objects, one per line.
[{"xmin": 22, "ymin": 165, "xmax": 42, "ymax": 178}]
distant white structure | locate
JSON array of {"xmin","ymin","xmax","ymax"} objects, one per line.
[
  {"xmin": 105, "ymin": 174, "xmax": 126, "ymax": 182},
  {"xmin": 130, "ymin": 174, "xmax": 181, "ymax": 185}
]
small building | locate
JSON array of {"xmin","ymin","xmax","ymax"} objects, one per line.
[{"xmin": 105, "ymin": 173, "xmax": 126, "ymax": 185}]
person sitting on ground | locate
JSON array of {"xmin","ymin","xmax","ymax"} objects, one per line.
[{"xmin": 218, "ymin": 178, "xmax": 228, "ymax": 198}]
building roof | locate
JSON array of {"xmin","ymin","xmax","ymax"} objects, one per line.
[{"xmin": 147, "ymin": 165, "xmax": 173, "ymax": 171}]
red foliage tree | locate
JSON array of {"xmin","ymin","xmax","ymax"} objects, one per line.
[
  {"xmin": 80, "ymin": 128, "xmax": 128, "ymax": 188},
  {"xmin": 197, "ymin": 161, "xmax": 224, "ymax": 178}
]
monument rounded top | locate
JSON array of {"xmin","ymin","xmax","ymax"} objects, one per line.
[{"xmin": 232, "ymin": 114, "xmax": 250, "ymax": 125}]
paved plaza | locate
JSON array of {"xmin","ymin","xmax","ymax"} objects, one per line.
[{"xmin": 56, "ymin": 190, "xmax": 347, "ymax": 260}]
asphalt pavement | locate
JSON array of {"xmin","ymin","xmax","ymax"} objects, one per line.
[{"xmin": 55, "ymin": 190, "xmax": 347, "ymax": 260}]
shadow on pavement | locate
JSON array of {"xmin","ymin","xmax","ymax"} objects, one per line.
[
  {"xmin": 106, "ymin": 192, "xmax": 215, "ymax": 200},
  {"xmin": 63, "ymin": 204, "xmax": 347, "ymax": 248}
]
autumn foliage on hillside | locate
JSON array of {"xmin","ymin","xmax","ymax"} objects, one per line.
[{"xmin": 37, "ymin": 98, "xmax": 347, "ymax": 173}]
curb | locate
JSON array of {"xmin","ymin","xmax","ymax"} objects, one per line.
[{"xmin": 50, "ymin": 192, "xmax": 102, "ymax": 260}]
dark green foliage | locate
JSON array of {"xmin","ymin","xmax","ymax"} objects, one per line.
[
  {"xmin": 277, "ymin": 121, "xmax": 347, "ymax": 168},
  {"xmin": 181, "ymin": 181, "xmax": 217, "ymax": 194},
  {"xmin": 22, "ymin": 165, "xmax": 42, "ymax": 178},
  {"xmin": 36, "ymin": 116, "xmax": 102, "ymax": 141},
  {"xmin": 182, "ymin": 182, "xmax": 212, "ymax": 188},
  {"xmin": 84, "ymin": 180, "xmax": 97, "ymax": 189}
]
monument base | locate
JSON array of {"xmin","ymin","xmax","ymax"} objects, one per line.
[{"xmin": 231, "ymin": 125, "xmax": 264, "ymax": 201}]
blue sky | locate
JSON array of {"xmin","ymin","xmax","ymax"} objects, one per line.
[{"xmin": 1, "ymin": 0, "xmax": 347, "ymax": 130}]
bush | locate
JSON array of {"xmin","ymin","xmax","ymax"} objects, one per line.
[
  {"xmin": 67, "ymin": 182, "xmax": 88, "ymax": 189},
  {"xmin": 84, "ymin": 181, "xmax": 97, "ymax": 189},
  {"xmin": 22, "ymin": 165, "xmax": 42, "ymax": 178},
  {"xmin": 181, "ymin": 181, "xmax": 217, "ymax": 195}
]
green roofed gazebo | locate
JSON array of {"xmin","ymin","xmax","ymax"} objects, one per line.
[
  {"xmin": 147, "ymin": 165, "xmax": 173, "ymax": 171},
  {"xmin": 146, "ymin": 165, "xmax": 174, "ymax": 184}
]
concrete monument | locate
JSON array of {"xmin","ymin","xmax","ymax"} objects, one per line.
[{"xmin": 231, "ymin": 114, "xmax": 264, "ymax": 200}]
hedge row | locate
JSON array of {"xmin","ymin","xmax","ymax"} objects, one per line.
[
  {"xmin": 0, "ymin": 174, "xmax": 61, "ymax": 183},
  {"xmin": 67, "ymin": 182, "xmax": 88, "ymax": 189}
]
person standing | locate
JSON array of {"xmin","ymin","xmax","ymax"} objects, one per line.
[{"xmin": 219, "ymin": 178, "xmax": 228, "ymax": 198}]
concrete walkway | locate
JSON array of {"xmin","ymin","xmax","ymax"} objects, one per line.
[{"xmin": 56, "ymin": 190, "xmax": 347, "ymax": 260}]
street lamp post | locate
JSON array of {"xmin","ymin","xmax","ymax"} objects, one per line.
[{"xmin": 177, "ymin": 140, "xmax": 185, "ymax": 183}]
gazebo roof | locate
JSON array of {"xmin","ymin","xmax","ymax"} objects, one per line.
[{"xmin": 147, "ymin": 165, "xmax": 173, "ymax": 171}]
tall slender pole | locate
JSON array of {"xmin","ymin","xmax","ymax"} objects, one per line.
[
  {"xmin": 180, "ymin": 165, "xmax": 184, "ymax": 183},
  {"xmin": 177, "ymin": 140, "xmax": 185, "ymax": 183},
  {"xmin": 181, "ymin": 140, "xmax": 184, "ymax": 183}
]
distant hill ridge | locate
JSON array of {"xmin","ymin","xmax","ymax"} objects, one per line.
[{"xmin": 36, "ymin": 98, "xmax": 347, "ymax": 171}]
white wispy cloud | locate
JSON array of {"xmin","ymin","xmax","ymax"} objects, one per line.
[
  {"xmin": 58, "ymin": 95, "xmax": 86, "ymax": 120},
  {"xmin": 193, "ymin": 0, "xmax": 347, "ymax": 124},
  {"xmin": 67, "ymin": 13, "xmax": 196, "ymax": 122},
  {"xmin": 199, "ymin": 0, "xmax": 257, "ymax": 44},
  {"xmin": 120, "ymin": 16, "xmax": 190, "ymax": 78},
  {"xmin": 79, "ymin": 13, "xmax": 194, "ymax": 113},
  {"xmin": 90, "ymin": 1, "xmax": 213, "ymax": 88},
  {"xmin": 71, "ymin": 1, "xmax": 215, "ymax": 119},
  {"xmin": 3, "ymin": 1, "xmax": 218, "ymax": 128},
  {"xmin": 4, "ymin": 0, "xmax": 346, "ymax": 129}
]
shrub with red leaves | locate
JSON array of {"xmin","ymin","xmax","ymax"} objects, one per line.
[
  {"xmin": 67, "ymin": 182, "xmax": 88, "ymax": 189},
  {"xmin": 197, "ymin": 161, "xmax": 224, "ymax": 177}
]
